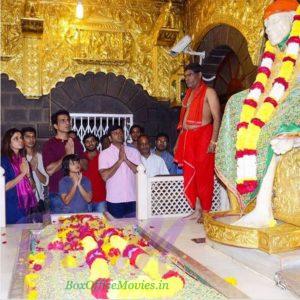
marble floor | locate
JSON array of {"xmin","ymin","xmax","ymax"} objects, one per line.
[
  {"xmin": 0, "ymin": 217, "xmax": 298, "ymax": 300},
  {"xmin": 136, "ymin": 217, "xmax": 297, "ymax": 300}
]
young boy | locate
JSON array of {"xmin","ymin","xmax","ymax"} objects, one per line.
[{"xmin": 59, "ymin": 154, "xmax": 92, "ymax": 213}]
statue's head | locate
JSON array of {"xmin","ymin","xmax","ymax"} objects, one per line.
[{"xmin": 264, "ymin": 0, "xmax": 298, "ymax": 45}]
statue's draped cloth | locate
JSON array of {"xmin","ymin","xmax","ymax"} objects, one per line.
[{"xmin": 216, "ymin": 84, "xmax": 300, "ymax": 207}]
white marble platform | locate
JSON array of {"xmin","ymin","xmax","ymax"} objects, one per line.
[
  {"xmin": 137, "ymin": 217, "xmax": 298, "ymax": 300},
  {"xmin": 1, "ymin": 217, "xmax": 298, "ymax": 300},
  {"xmin": 0, "ymin": 223, "xmax": 42, "ymax": 300},
  {"xmin": 207, "ymin": 239, "xmax": 300, "ymax": 280}
]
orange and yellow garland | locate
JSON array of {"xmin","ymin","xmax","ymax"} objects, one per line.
[
  {"xmin": 25, "ymin": 215, "xmax": 185, "ymax": 299},
  {"xmin": 236, "ymin": 5, "xmax": 300, "ymax": 195}
]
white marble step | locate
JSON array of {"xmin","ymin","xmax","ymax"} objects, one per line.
[{"xmin": 207, "ymin": 239, "xmax": 300, "ymax": 280}]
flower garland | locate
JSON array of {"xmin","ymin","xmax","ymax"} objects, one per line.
[
  {"xmin": 83, "ymin": 227, "xmax": 185, "ymax": 299},
  {"xmin": 236, "ymin": 5, "xmax": 300, "ymax": 195},
  {"xmin": 25, "ymin": 215, "xmax": 185, "ymax": 299}
]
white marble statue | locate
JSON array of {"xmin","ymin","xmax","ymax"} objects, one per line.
[
  {"xmin": 233, "ymin": 9, "xmax": 299, "ymax": 228},
  {"xmin": 234, "ymin": 135, "xmax": 300, "ymax": 227}
]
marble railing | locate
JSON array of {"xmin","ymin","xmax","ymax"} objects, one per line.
[{"xmin": 136, "ymin": 164, "xmax": 229, "ymax": 220}]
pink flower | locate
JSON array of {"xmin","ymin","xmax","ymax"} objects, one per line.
[
  {"xmin": 33, "ymin": 264, "xmax": 42, "ymax": 271},
  {"xmin": 91, "ymin": 278, "xmax": 111, "ymax": 299},
  {"xmin": 48, "ymin": 241, "xmax": 64, "ymax": 250}
]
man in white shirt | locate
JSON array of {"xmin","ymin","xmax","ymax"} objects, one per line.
[
  {"xmin": 22, "ymin": 127, "xmax": 49, "ymax": 208},
  {"xmin": 137, "ymin": 134, "xmax": 169, "ymax": 177}
]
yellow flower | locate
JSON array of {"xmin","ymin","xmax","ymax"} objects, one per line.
[
  {"xmin": 108, "ymin": 255, "xmax": 119, "ymax": 266},
  {"xmin": 265, "ymin": 40, "xmax": 275, "ymax": 53},
  {"xmin": 236, "ymin": 128, "xmax": 247, "ymax": 150},
  {"xmin": 256, "ymin": 73, "xmax": 268, "ymax": 86},
  {"xmin": 102, "ymin": 242, "xmax": 112, "ymax": 256},
  {"xmin": 110, "ymin": 235, "xmax": 128, "ymax": 252},
  {"xmin": 27, "ymin": 289, "xmax": 38, "ymax": 300},
  {"xmin": 57, "ymin": 228, "xmax": 72, "ymax": 242},
  {"xmin": 81, "ymin": 236, "xmax": 98, "ymax": 254},
  {"xmin": 278, "ymin": 61, "xmax": 294, "ymax": 80},
  {"xmin": 256, "ymin": 103, "xmax": 275, "ymax": 122},
  {"xmin": 247, "ymin": 125, "xmax": 261, "ymax": 149},
  {"xmin": 224, "ymin": 277, "xmax": 238, "ymax": 286},
  {"xmin": 162, "ymin": 276, "xmax": 185, "ymax": 296},
  {"xmin": 24, "ymin": 273, "xmax": 39, "ymax": 288},
  {"xmin": 28, "ymin": 252, "xmax": 46, "ymax": 265},
  {"xmin": 142, "ymin": 257, "xmax": 161, "ymax": 280},
  {"xmin": 61, "ymin": 255, "xmax": 78, "ymax": 268},
  {"xmin": 90, "ymin": 258, "xmax": 110, "ymax": 281},
  {"xmin": 290, "ymin": 20, "xmax": 300, "ymax": 35},
  {"xmin": 240, "ymin": 105, "xmax": 256, "ymax": 123}
]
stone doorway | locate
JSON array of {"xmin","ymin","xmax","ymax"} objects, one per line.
[{"xmin": 196, "ymin": 24, "xmax": 257, "ymax": 108}]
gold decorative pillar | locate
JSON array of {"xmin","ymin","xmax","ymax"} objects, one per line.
[
  {"xmin": 21, "ymin": 16, "xmax": 44, "ymax": 98},
  {"xmin": 1, "ymin": 23, "xmax": 17, "ymax": 61},
  {"xmin": 169, "ymin": 66, "xmax": 184, "ymax": 106}
]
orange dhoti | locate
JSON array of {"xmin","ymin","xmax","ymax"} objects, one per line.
[{"xmin": 174, "ymin": 124, "xmax": 214, "ymax": 211}]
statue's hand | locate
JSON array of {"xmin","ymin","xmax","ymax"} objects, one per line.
[{"xmin": 270, "ymin": 137, "xmax": 296, "ymax": 155}]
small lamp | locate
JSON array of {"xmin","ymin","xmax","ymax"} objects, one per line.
[{"xmin": 76, "ymin": 0, "xmax": 84, "ymax": 19}]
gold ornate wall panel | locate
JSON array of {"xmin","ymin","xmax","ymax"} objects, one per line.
[
  {"xmin": 1, "ymin": 0, "xmax": 24, "ymax": 85},
  {"xmin": 273, "ymin": 148, "xmax": 300, "ymax": 226},
  {"xmin": 186, "ymin": 0, "xmax": 272, "ymax": 65},
  {"xmin": 1, "ymin": 0, "xmax": 184, "ymax": 99}
]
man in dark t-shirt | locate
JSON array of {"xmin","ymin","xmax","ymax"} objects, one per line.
[{"xmin": 42, "ymin": 110, "xmax": 86, "ymax": 212}]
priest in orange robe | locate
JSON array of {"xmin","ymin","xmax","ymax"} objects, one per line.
[{"xmin": 174, "ymin": 63, "xmax": 221, "ymax": 223}]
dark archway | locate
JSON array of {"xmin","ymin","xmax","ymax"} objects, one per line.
[{"xmin": 196, "ymin": 24, "xmax": 257, "ymax": 107}]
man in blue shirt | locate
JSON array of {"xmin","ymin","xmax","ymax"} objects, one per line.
[{"xmin": 152, "ymin": 133, "xmax": 183, "ymax": 175}]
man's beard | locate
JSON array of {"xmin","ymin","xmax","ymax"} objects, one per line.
[{"xmin": 86, "ymin": 147, "xmax": 97, "ymax": 152}]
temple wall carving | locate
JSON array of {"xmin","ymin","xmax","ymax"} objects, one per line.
[
  {"xmin": 186, "ymin": 0, "xmax": 272, "ymax": 65},
  {"xmin": 1, "ymin": 0, "xmax": 184, "ymax": 100},
  {"xmin": 1, "ymin": 0, "xmax": 273, "ymax": 101}
]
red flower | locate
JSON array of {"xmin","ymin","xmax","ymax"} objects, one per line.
[
  {"xmin": 237, "ymin": 122, "xmax": 248, "ymax": 130},
  {"xmin": 137, "ymin": 238, "xmax": 149, "ymax": 247},
  {"xmin": 274, "ymin": 77, "xmax": 289, "ymax": 90},
  {"xmin": 251, "ymin": 82, "xmax": 265, "ymax": 93},
  {"xmin": 162, "ymin": 270, "xmax": 185, "ymax": 285},
  {"xmin": 251, "ymin": 118, "xmax": 265, "ymax": 128},
  {"xmin": 257, "ymin": 66, "xmax": 271, "ymax": 77},
  {"xmin": 262, "ymin": 51, "xmax": 275, "ymax": 61},
  {"xmin": 33, "ymin": 264, "xmax": 42, "ymax": 271},
  {"xmin": 287, "ymin": 36, "xmax": 300, "ymax": 45},
  {"xmin": 236, "ymin": 150, "xmax": 257, "ymax": 158},
  {"xmin": 237, "ymin": 180, "xmax": 258, "ymax": 194},
  {"xmin": 293, "ymin": 15, "xmax": 300, "ymax": 21},
  {"xmin": 244, "ymin": 99, "xmax": 258, "ymax": 108},
  {"xmin": 108, "ymin": 248, "xmax": 121, "ymax": 257},
  {"xmin": 283, "ymin": 56, "xmax": 296, "ymax": 65},
  {"xmin": 264, "ymin": 97, "xmax": 278, "ymax": 108},
  {"xmin": 91, "ymin": 278, "xmax": 111, "ymax": 299}
]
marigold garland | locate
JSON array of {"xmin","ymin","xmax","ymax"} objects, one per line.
[
  {"xmin": 236, "ymin": 5, "xmax": 300, "ymax": 196},
  {"xmin": 25, "ymin": 215, "xmax": 185, "ymax": 299}
]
